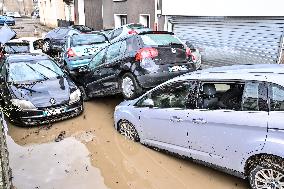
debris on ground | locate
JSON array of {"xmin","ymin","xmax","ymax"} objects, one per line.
[{"xmin": 54, "ymin": 131, "xmax": 66, "ymax": 142}]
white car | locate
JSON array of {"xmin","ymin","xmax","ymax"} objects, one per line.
[
  {"xmin": 114, "ymin": 64, "xmax": 284, "ymax": 189},
  {"xmin": 4, "ymin": 37, "xmax": 43, "ymax": 54},
  {"xmin": 106, "ymin": 23, "xmax": 152, "ymax": 42},
  {"xmin": 4, "ymin": 12, "xmax": 21, "ymax": 18}
]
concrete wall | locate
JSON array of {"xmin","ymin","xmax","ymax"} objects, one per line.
[
  {"xmin": 39, "ymin": 0, "xmax": 66, "ymax": 28},
  {"xmin": 103, "ymin": 0, "xmax": 156, "ymax": 30}
]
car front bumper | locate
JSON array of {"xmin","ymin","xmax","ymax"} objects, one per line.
[{"xmin": 11, "ymin": 101, "xmax": 83, "ymax": 126}]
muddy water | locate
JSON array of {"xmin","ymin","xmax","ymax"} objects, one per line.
[{"xmin": 8, "ymin": 97, "xmax": 250, "ymax": 189}]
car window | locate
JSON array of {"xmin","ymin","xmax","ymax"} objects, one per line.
[
  {"xmin": 126, "ymin": 36, "xmax": 140, "ymax": 54},
  {"xmin": 141, "ymin": 34, "xmax": 182, "ymax": 46},
  {"xmin": 198, "ymin": 82, "xmax": 244, "ymax": 110},
  {"xmin": 106, "ymin": 41, "xmax": 125, "ymax": 62},
  {"xmin": 110, "ymin": 28, "xmax": 123, "ymax": 40},
  {"xmin": 269, "ymin": 83, "xmax": 284, "ymax": 111},
  {"xmin": 89, "ymin": 48, "xmax": 107, "ymax": 69},
  {"xmin": 242, "ymin": 81, "xmax": 268, "ymax": 111},
  {"xmin": 56, "ymin": 28, "xmax": 69, "ymax": 37},
  {"xmin": 137, "ymin": 80, "xmax": 199, "ymax": 109}
]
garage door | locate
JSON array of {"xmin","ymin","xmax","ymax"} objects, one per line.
[{"xmin": 170, "ymin": 17, "xmax": 284, "ymax": 67}]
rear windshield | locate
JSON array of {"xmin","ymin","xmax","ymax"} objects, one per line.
[
  {"xmin": 71, "ymin": 34, "xmax": 106, "ymax": 46},
  {"xmin": 4, "ymin": 43, "xmax": 30, "ymax": 53},
  {"xmin": 141, "ymin": 34, "xmax": 183, "ymax": 46}
]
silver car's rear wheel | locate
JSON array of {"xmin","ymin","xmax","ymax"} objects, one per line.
[
  {"xmin": 249, "ymin": 158, "xmax": 284, "ymax": 189},
  {"xmin": 118, "ymin": 120, "xmax": 139, "ymax": 142}
]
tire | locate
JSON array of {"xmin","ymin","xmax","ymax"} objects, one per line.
[
  {"xmin": 42, "ymin": 40, "xmax": 51, "ymax": 53},
  {"xmin": 118, "ymin": 120, "xmax": 140, "ymax": 142},
  {"xmin": 249, "ymin": 157, "xmax": 284, "ymax": 189},
  {"xmin": 120, "ymin": 73, "xmax": 142, "ymax": 100},
  {"xmin": 79, "ymin": 86, "xmax": 90, "ymax": 102}
]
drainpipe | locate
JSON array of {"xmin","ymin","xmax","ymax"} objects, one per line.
[{"xmin": 154, "ymin": 0, "xmax": 158, "ymax": 31}]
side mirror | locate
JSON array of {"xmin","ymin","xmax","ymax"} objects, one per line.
[{"xmin": 142, "ymin": 98, "xmax": 154, "ymax": 108}]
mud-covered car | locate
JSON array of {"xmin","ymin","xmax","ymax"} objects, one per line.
[
  {"xmin": 114, "ymin": 64, "xmax": 284, "ymax": 189},
  {"xmin": 73, "ymin": 31, "xmax": 196, "ymax": 100},
  {"xmin": 62, "ymin": 33, "xmax": 109, "ymax": 72},
  {"xmin": 0, "ymin": 54, "xmax": 83, "ymax": 126}
]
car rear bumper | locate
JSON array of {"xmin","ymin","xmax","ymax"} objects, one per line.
[
  {"xmin": 136, "ymin": 70, "xmax": 190, "ymax": 89},
  {"xmin": 65, "ymin": 56, "xmax": 93, "ymax": 71},
  {"xmin": 11, "ymin": 101, "xmax": 83, "ymax": 126}
]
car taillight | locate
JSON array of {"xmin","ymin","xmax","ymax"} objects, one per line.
[
  {"xmin": 128, "ymin": 30, "xmax": 138, "ymax": 35},
  {"xmin": 67, "ymin": 48, "xmax": 76, "ymax": 58},
  {"xmin": 135, "ymin": 48, "xmax": 158, "ymax": 61},
  {"xmin": 186, "ymin": 47, "xmax": 195, "ymax": 61}
]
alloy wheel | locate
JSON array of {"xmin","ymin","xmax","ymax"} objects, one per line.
[
  {"xmin": 122, "ymin": 77, "xmax": 135, "ymax": 99},
  {"xmin": 254, "ymin": 168, "xmax": 284, "ymax": 189},
  {"xmin": 42, "ymin": 41, "xmax": 50, "ymax": 52},
  {"xmin": 118, "ymin": 121, "xmax": 139, "ymax": 141}
]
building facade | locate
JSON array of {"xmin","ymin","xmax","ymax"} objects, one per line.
[
  {"xmin": 0, "ymin": 0, "xmax": 34, "ymax": 15},
  {"xmin": 39, "ymin": 0, "xmax": 74, "ymax": 28},
  {"xmin": 74, "ymin": 0, "xmax": 162, "ymax": 30}
]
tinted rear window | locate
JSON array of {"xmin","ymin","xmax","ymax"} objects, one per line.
[
  {"xmin": 71, "ymin": 34, "xmax": 106, "ymax": 46},
  {"xmin": 141, "ymin": 34, "xmax": 182, "ymax": 46}
]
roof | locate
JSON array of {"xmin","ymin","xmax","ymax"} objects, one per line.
[{"xmin": 6, "ymin": 53, "xmax": 49, "ymax": 63}]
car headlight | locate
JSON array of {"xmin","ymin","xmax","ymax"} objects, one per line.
[
  {"xmin": 69, "ymin": 89, "xmax": 81, "ymax": 105},
  {"xmin": 11, "ymin": 99, "xmax": 37, "ymax": 110}
]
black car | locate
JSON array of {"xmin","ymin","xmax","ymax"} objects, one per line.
[
  {"xmin": 43, "ymin": 25, "xmax": 94, "ymax": 54},
  {"xmin": 0, "ymin": 54, "xmax": 83, "ymax": 126},
  {"xmin": 71, "ymin": 31, "xmax": 196, "ymax": 100}
]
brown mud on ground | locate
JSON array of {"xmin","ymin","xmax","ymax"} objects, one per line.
[{"xmin": 8, "ymin": 97, "xmax": 250, "ymax": 189}]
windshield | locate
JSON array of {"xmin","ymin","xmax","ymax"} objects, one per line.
[
  {"xmin": 4, "ymin": 43, "xmax": 30, "ymax": 53},
  {"xmin": 141, "ymin": 34, "xmax": 182, "ymax": 46},
  {"xmin": 71, "ymin": 34, "xmax": 106, "ymax": 47},
  {"xmin": 8, "ymin": 59, "xmax": 64, "ymax": 83}
]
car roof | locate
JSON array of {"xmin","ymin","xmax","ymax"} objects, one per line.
[
  {"xmin": 171, "ymin": 64, "xmax": 284, "ymax": 86},
  {"xmin": 6, "ymin": 53, "xmax": 49, "ymax": 63}
]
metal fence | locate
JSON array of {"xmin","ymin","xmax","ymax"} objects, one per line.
[{"xmin": 0, "ymin": 113, "xmax": 12, "ymax": 189}]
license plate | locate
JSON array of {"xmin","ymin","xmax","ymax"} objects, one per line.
[
  {"xmin": 84, "ymin": 48, "xmax": 97, "ymax": 54},
  {"xmin": 43, "ymin": 107, "xmax": 66, "ymax": 116},
  {"xmin": 168, "ymin": 65, "xmax": 188, "ymax": 72}
]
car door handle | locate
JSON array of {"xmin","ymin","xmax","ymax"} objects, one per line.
[
  {"xmin": 170, "ymin": 116, "xmax": 183, "ymax": 123},
  {"xmin": 192, "ymin": 118, "xmax": 207, "ymax": 124}
]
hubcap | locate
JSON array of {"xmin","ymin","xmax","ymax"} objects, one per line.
[
  {"xmin": 122, "ymin": 77, "xmax": 134, "ymax": 98},
  {"xmin": 42, "ymin": 42, "xmax": 50, "ymax": 52},
  {"xmin": 119, "ymin": 121, "xmax": 137, "ymax": 141},
  {"xmin": 254, "ymin": 168, "xmax": 284, "ymax": 189}
]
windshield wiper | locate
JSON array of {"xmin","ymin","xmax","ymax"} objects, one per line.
[
  {"xmin": 169, "ymin": 42, "xmax": 183, "ymax": 46},
  {"xmin": 25, "ymin": 64, "xmax": 49, "ymax": 80},
  {"xmin": 38, "ymin": 63, "xmax": 62, "ymax": 77}
]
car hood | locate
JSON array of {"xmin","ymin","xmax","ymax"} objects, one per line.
[{"xmin": 9, "ymin": 77, "xmax": 75, "ymax": 108}]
